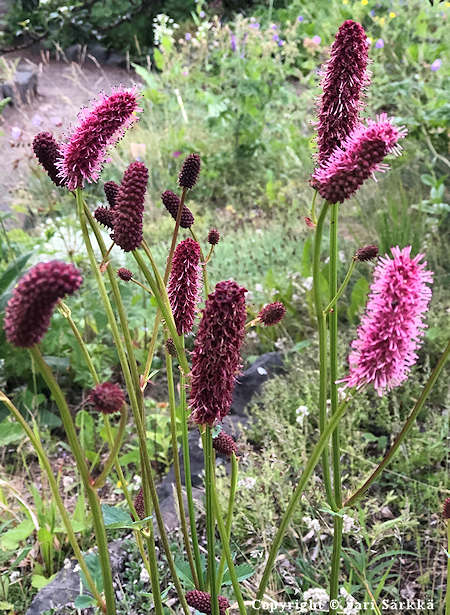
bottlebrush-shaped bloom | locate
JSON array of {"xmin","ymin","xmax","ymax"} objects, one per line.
[
  {"xmin": 104, "ymin": 180, "xmax": 119, "ymax": 208},
  {"xmin": 161, "ymin": 190, "xmax": 194, "ymax": 228},
  {"xmin": 258, "ymin": 302, "xmax": 286, "ymax": 326},
  {"xmin": 185, "ymin": 590, "xmax": 230, "ymax": 615},
  {"xmin": 94, "ymin": 206, "xmax": 115, "ymax": 230},
  {"xmin": 89, "ymin": 382, "xmax": 125, "ymax": 414},
  {"xmin": 165, "ymin": 338, "xmax": 177, "ymax": 357},
  {"xmin": 313, "ymin": 114, "xmax": 406, "ymax": 204},
  {"xmin": 444, "ymin": 498, "xmax": 450, "ymax": 520},
  {"xmin": 58, "ymin": 88, "xmax": 140, "ymax": 190},
  {"xmin": 189, "ymin": 280, "xmax": 247, "ymax": 426},
  {"xmin": 341, "ymin": 246, "xmax": 433, "ymax": 396},
  {"xmin": 117, "ymin": 267, "xmax": 133, "ymax": 281},
  {"xmin": 4, "ymin": 261, "xmax": 82, "ymax": 348},
  {"xmin": 213, "ymin": 431, "xmax": 238, "ymax": 458},
  {"xmin": 113, "ymin": 161, "xmax": 148, "ymax": 252},
  {"xmin": 316, "ymin": 20, "xmax": 370, "ymax": 166},
  {"xmin": 32, "ymin": 132, "xmax": 64, "ymax": 187},
  {"xmin": 207, "ymin": 228, "xmax": 220, "ymax": 245},
  {"xmin": 133, "ymin": 488, "xmax": 145, "ymax": 520},
  {"xmin": 167, "ymin": 238, "xmax": 201, "ymax": 335},
  {"xmin": 355, "ymin": 244, "xmax": 379, "ymax": 262},
  {"xmin": 178, "ymin": 153, "xmax": 201, "ymax": 189}
]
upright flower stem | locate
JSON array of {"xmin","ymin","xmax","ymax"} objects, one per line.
[
  {"xmin": 79, "ymin": 194, "xmax": 189, "ymax": 615},
  {"xmin": 251, "ymin": 396, "xmax": 353, "ymax": 612},
  {"xmin": 323, "ymin": 258, "xmax": 356, "ymax": 315},
  {"xmin": 345, "ymin": 340, "xmax": 450, "ymax": 508},
  {"xmin": 329, "ymin": 202, "xmax": 343, "ymax": 611},
  {"xmin": 189, "ymin": 227, "xmax": 210, "ymax": 296},
  {"xmin": 446, "ymin": 518, "xmax": 450, "ymax": 615},
  {"xmin": 312, "ymin": 200, "xmax": 336, "ymax": 511},
  {"xmin": 29, "ymin": 346, "xmax": 116, "ymax": 615},
  {"xmin": 0, "ymin": 391, "xmax": 105, "ymax": 611},
  {"xmin": 215, "ymin": 453, "xmax": 238, "ymax": 595},
  {"xmin": 165, "ymin": 349, "xmax": 199, "ymax": 587},
  {"xmin": 204, "ymin": 426, "xmax": 219, "ymax": 615}
]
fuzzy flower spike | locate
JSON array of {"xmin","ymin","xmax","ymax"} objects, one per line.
[
  {"xmin": 32, "ymin": 132, "xmax": 64, "ymax": 187},
  {"xmin": 4, "ymin": 261, "xmax": 82, "ymax": 348},
  {"xmin": 341, "ymin": 246, "xmax": 433, "ymax": 396},
  {"xmin": 189, "ymin": 280, "xmax": 247, "ymax": 426},
  {"xmin": 113, "ymin": 161, "xmax": 149, "ymax": 252},
  {"xmin": 58, "ymin": 88, "xmax": 141, "ymax": 190},
  {"xmin": 313, "ymin": 114, "xmax": 407, "ymax": 204},
  {"xmin": 316, "ymin": 20, "xmax": 370, "ymax": 166},
  {"xmin": 167, "ymin": 238, "xmax": 201, "ymax": 335}
]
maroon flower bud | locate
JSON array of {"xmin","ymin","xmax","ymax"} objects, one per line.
[
  {"xmin": 32, "ymin": 132, "xmax": 64, "ymax": 187},
  {"xmin": 165, "ymin": 338, "xmax": 177, "ymax": 357},
  {"xmin": 444, "ymin": 497, "xmax": 450, "ymax": 520},
  {"xmin": 178, "ymin": 153, "xmax": 201, "ymax": 189},
  {"xmin": 168, "ymin": 238, "xmax": 201, "ymax": 335},
  {"xmin": 4, "ymin": 261, "xmax": 82, "ymax": 348},
  {"xmin": 316, "ymin": 20, "xmax": 370, "ymax": 166},
  {"xmin": 104, "ymin": 180, "xmax": 119, "ymax": 208},
  {"xmin": 207, "ymin": 228, "xmax": 220, "ymax": 245},
  {"xmin": 89, "ymin": 382, "xmax": 125, "ymax": 414},
  {"xmin": 258, "ymin": 302, "xmax": 286, "ymax": 326},
  {"xmin": 94, "ymin": 206, "xmax": 115, "ymax": 230},
  {"xmin": 117, "ymin": 267, "xmax": 133, "ymax": 281},
  {"xmin": 355, "ymin": 244, "xmax": 379, "ymax": 262},
  {"xmin": 133, "ymin": 488, "xmax": 145, "ymax": 521},
  {"xmin": 185, "ymin": 590, "xmax": 230, "ymax": 615},
  {"xmin": 113, "ymin": 161, "xmax": 148, "ymax": 252},
  {"xmin": 161, "ymin": 190, "xmax": 194, "ymax": 228},
  {"xmin": 189, "ymin": 280, "xmax": 247, "ymax": 426},
  {"xmin": 213, "ymin": 431, "xmax": 238, "ymax": 458}
]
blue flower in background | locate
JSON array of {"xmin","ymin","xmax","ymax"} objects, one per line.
[{"xmin": 375, "ymin": 38, "xmax": 384, "ymax": 48}]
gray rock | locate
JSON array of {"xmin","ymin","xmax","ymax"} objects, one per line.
[
  {"xmin": 64, "ymin": 43, "xmax": 83, "ymax": 63},
  {"xmin": 1, "ymin": 68, "xmax": 38, "ymax": 105},
  {"xmin": 86, "ymin": 43, "xmax": 110, "ymax": 64},
  {"xmin": 104, "ymin": 51, "xmax": 127, "ymax": 67}
]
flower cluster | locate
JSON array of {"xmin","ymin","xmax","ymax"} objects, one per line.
[
  {"xmin": 58, "ymin": 88, "xmax": 140, "ymax": 190},
  {"xmin": 113, "ymin": 161, "xmax": 149, "ymax": 252},
  {"xmin": 207, "ymin": 228, "xmax": 220, "ymax": 245},
  {"xmin": 212, "ymin": 431, "xmax": 238, "ymax": 458},
  {"xmin": 258, "ymin": 302, "xmax": 286, "ymax": 326},
  {"xmin": 167, "ymin": 238, "xmax": 201, "ymax": 335},
  {"xmin": 89, "ymin": 382, "xmax": 125, "ymax": 414},
  {"xmin": 342, "ymin": 246, "xmax": 433, "ymax": 395},
  {"xmin": 355, "ymin": 245, "xmax": 379, "ymax": 262},
  {"xmin": 178, "ymin": 153, "xmax": 201, "ymax": 189},
  {"xmin": 161, "ymin": 190, "xmax": 194, "ymax": 228},
  {"xmin": 189, "ymin": 280, "xmax": 247, "ymax": 426},
  {"xmin": 32, "ymin": 132, "xmax": 64, "ymax": 187},
  {"xmin": 185, "ymin": 590, "xmax": 230, "ymax": 615},
  {"xmin": 4, "ymin": 261, "xmax": 82, "ymax": 348},
  {"xmin": 117, "ymin": 268, "xmax": 133, "ymax": 282}
]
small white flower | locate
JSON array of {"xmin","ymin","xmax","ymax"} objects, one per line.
[
  {"xmin": 342, "ymin": 514, "xmax": 358, "ymax": 533},
  {"xmin": 302, "ymin": 276, "xmax": 313, "ymax": 291},
  {"xmin": 9, "ymin": 571, "xmax": 20, "ymax": 583},
  {"xmin": 238, "ymin": 477, "xmax": 256, "ymax": 489},
  {"xmin": 257, "ymin": 366, "xmax": 268, "ymax": 376},
  {"xmin": 140, "ymin": 566, "xmax": 150, "ymax": 583},
  {"xmin": 254, "ymin": 283, "xmax": 263, "ymax": 292},
  {"xmin": 303, "ymin": 516, "xmax": 320, "ymax": 533}
]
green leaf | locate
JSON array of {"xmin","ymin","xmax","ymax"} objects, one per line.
[
  {"xmin": 79, "ymin": 552, "xmax": 103, "ymax": 594},
  {"xmin": 101, "ymin": 504, "xmax": 150, "ymax": 530},
  {"xmin": 0, "ymin": 252, "xmax": 32, "ymax": 297},
  {"xmin": 222, "ymin": 563, "xmax": 254, "ymax": 585},
  {"xmin": 0, "ymin": 420, "xmax": 25, "ymax": 446},
  {"xmin": 75, "ymin": 409, "xmax": 95, "ymax": 452},
  {"xmin": 0, "ymin": 519, "xmax": 34, "ymax": 550},
  {"xmin": 174, "ymin": 558, "xmax": 196, "ymax": 590},
  {"xmin": 153, "ymin": 48, "xmax": 165, "ymax": 71},
  {"xmin": 74, "ymin": 595, "xmax": 97, "ymax": 608},
  {"xmin": 0, "ymin": 601, "xmax": 14, "ymax": 611},
  {"xmin": 31, "ymin": 573, "xmax": 56, "ymax": 589}
]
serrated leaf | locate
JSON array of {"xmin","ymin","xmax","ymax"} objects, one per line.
[{"xmin": 222, "ymin": 563, "xmax": 254, "ymax": 585}]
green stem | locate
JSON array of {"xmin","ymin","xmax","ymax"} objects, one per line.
[
  {"xmin": 323, "ymin": 259, "xmax": 356, "ymax": 316},
  {"xmin": 93, "ymin": 406, "xmax": 128, "ymax": 489},
  {"xmin": 165, "ymin": 186, "xmax": 187, "ymax": 281},
  {"xmin": 344, "ymin": 340, "xmax": 450, "ymax": 508},
  {"xmin": 165, "ymin": 349, "xmax": 199, "ymax": 587},
  {"xmin": 190, "ymin": 227, "xmax": 210, "ymax": 296},
  {"xmin": 252, "ymin": 395, "xmax": 353, "ymax": 611},
  {"xmin": 205, "ymin": 426, "xmax": 218, "ymax": 615},
  {"xmin": 329, "ymin": 202, "xmax": 342, "ymax": 611},
  {"xmin": 211, "ymin": 464, "xmax": 247, "ymax": 615},
  {"xmin": 446, "ymin": 520, "xmax": 450, "ymax": 615},
  {"xmin": 29, "ymin": 346, "xmax": 116, "ymax": 615},
  {"xmin": 312, "ymin": 201, "xmax": 336, "ymax": 511},
  {"xmin": 0, "ymin": 391, "xmax": 105, "ymax": 611},
  {"xmin": 180, "ymin": 362, "xmax": 204, "ymax": 589},
  {"xmin": 216, "ymin": 453, "xmax": 238, "ymax": 594}
]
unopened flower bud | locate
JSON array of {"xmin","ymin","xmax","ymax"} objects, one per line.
[
  {"xmin": 178, "ymin": 153, "xmax": 201, "ymax": 189},
  {"xmin": 258, "ymin": 302, "xmax": 286, "ymax": 326},
  {"xmin": 207, "ymin": 228, "xmax": 220, "ymax": 245},
  {"xmin": 355, "ymin": 244, "xmax": 379, "ymax": 262},
  {"xmin": 117, "ymin": 267, "xmax": 133, "ymax": 281}
]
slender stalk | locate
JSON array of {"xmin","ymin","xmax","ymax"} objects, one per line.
[
  {"xmin": 446, "ymin": 519, "xmax": 450, "ymax": 615},
  {"xmin": 312, "ymin": 201, "xmax": 336, "ymax": 511},
  {"xmin": 216, "ymin": 453, "xmax": 238, "ymax": 594},
  {"xmin": 323, "ymin": 259, "xmax": 356, "ymax": 315},
  {"xmin": 0, "ymin": 391, "xmax": 105, "ymax": 610},
  {"xmin": 180, "ymin": 364, "xmax": 204, "ymax": 589},
  {"xmin": 329, "ymin": 202, "xmax": 342, "ymax": 612},
  {"xmin": 140, "ymin": 312, "xmax": 162, "ymax": 392},
  {"xmin": 211, "ymin": 467, "xmax": 247, "ymax": 615},
  {"xmin": 251, "ymin": 395, "xmax": 352, "ymax": 611},
  {"xmin": 166, "ymin": 186, "xmax": 187, "ymax": 280},
  {"xmin": 345, "ymin": 340, "xmax": 450, "ymax": 508},
  {"xmin": 165, "ymin": 349, "xmax": 199, "ymax": 587},
  {"xmin": 29, "ymin": 346, "xmax": 116, "ymax": 615},
  {"xmin": 93, "ymin": 406, "xmax": 128, "ymax": 488},
  {"xmin": 189, "ymin": 227, "xmax": 210, "ymax": 296},
  {"xmin": 205, "ymin": 426, "xmax": 219, "ymax": 615}
]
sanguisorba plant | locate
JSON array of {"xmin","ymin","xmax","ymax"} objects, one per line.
[{"xmin": 1, "ymin": 18, "xmax": 449, "ymax": 615}]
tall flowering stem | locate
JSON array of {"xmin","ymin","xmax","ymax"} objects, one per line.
[
  {"xmin": 204, "ymin": 426, "xmax": 219, "ymax": 615},
  {"xmin": 215, "ymin": 453, "xmax": 238, "ymax": 595}
]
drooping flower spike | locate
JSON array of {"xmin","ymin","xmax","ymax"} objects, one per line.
[
  {"xmin": 104, "ymin": 180, "xmax": 119, "ymax": 208},
  {"xmin": 313, "ymin": 114, "xmax": 407, "ymax": 204},
  {"xmin": 58, "ymin": 88, "xmax": 141, "ymax": 190},
  {"xmin": 161, "ymin": 190, "xmax": 194, "ymax": 228},
  {"xmin": 32, "ymin": 132, "xmax": 64, "ymax": 187},
  {"xmin": 355, "ymin": 245, "xmax": 379, "ymax": 262},
  {"xmin": 167, "ymin": 238, "xmax": 201, "ymax": 335},
  {"xmin": 316, "ymin": 20, "xmax": 370, "ymax": 166},
  {"xmin": 94, "ymin": 206, "xmax": 115, "ymax": 230},
  {"xmin": 341, "ymin": 246, "xmax": 433, "ymax": 396},
  {"xmin": 89, "ymin": 382, "xmax": 125, "ymax": 414},
  {"xmin": 185, "ymin": 590, "xmax": 230, "ymax": 615},
  {"xmin": 213, "ymin": 431, "xmax": 238, "ymax": 458},
  {"xmin": 113, "ymin": 161, "xmax": 148, "ymax": 252},
  {"xmin": 258, "ymin": 302, "xmax": 286, "ymax": 326},
  {"xmin": 189, "ymin": 280, "xmax": 247, "ymax": 426},
  {"xmin": 4, "ymin": 261, "xmax": 82, "ymax": 348}
]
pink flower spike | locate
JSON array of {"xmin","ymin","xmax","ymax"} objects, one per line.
[
  {"xmin": 58, "ymin": 88, "xmax": 141, "ymax": 190},
  {"xmin": 313, "ymin": 113, "xmax": 407, "ymax": 204},
  {"xmin": 341, "ymin": 246, "xmax": 433, "ymax": 396},
  {"xmin": 316, "ymin": 20, "xmax": 370, "ymax": 166},
  {"xmin": 167, "ymin": 238, "xmax": 201, "ymax": 335}
]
